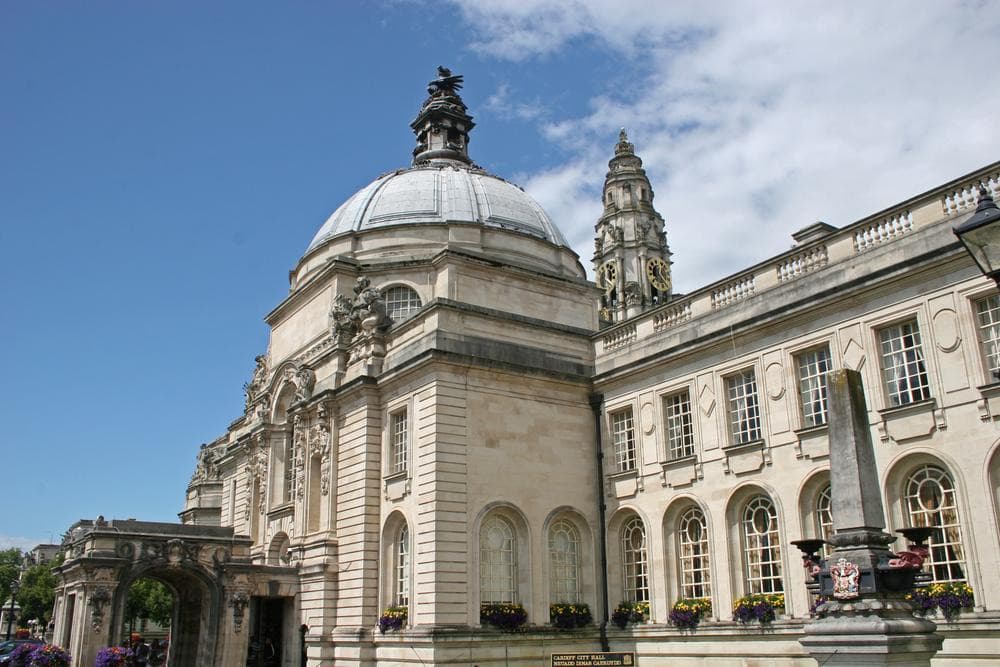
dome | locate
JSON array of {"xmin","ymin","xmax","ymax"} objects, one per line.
[{"xmin": 306, "ymin": 162, "xmax": 569, "ymax": 252}]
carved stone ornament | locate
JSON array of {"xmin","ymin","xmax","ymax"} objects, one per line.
[
  {"xmin": 310, "ymin": 406, "xmax": 332, "ymax": 496},
  {"xmin": 243, "ymin": 354, "xmax": 270, "ymax": 416},
  {"xmin": 831, "ymin": 557, "xmax": 861, "ymax": 600},
  {"xmin": 229, "ymin": 591, "xmax": 250, "ymax": 633},
  {"xmin": 89, "ymin": 587, "xmax": 112, "ymax": 632},
  {"xmin": 624, "ymin": 281, "xmax": 641, "ymax": 306},
  {"xmin": 190, "ymin": 443, "xmax": 221, "ymax": 485},
  {"xmin": 293, "ymin": 416, "xmax": 307, "ymax": 501},
  {"xmin": 293, "ymin": 366, "xmax": 316, "ymax": 403},
  {"xmin": 255, "ymin": 433, "xmax": 269, "ymax": 515},
  {"xmin": 329, "ymin": 276, "xmax": 392, "ymax": 343}
]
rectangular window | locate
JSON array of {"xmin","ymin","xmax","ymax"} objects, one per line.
[
  {"xmin": 878, "ymin": 319, "xmax": 930, "ymax": 407},
  {"xmin": 726, "ymin": 369, "xmax": 761, "ymax": 445},
  {"xmin": 976, "ymin": 294, "xmax": 1000, "ymax": 382},
  {"xmin": 796, "ymin": 346, "xmax": 832, "ymax": 427},
  {"xmin": 390, "ymin": 409, "xmax": 408, "ymax": 475},
  {"xmin": 611, "ymin": 408, "xmax": 637, "ymax": 472},
  {"xmin": 663, "ymin": 390, "xmax": 694, "ymax": 459}
]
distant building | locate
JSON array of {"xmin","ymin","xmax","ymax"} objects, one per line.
[{"xmin": 52, "ymin": 70, "xmax": 1000, "ymax": 666}]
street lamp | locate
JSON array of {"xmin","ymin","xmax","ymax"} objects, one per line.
[
  {"xmin": 954, "ymin": 184, "xmax": 1000, "ymax": 287},
  {"xmin": 4, "ymin": 578, "xmax": 19, "ymax": 641}
]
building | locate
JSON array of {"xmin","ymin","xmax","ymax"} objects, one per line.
[{"xmin": 51, "ymin": 69, "xmax": 1000, "ymax": 666}]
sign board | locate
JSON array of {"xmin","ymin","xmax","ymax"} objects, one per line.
[{"xmin": 551, "ymin": 653, "xmax": 635, "ymax": 666}]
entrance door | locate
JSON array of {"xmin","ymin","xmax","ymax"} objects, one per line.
[{"xmin": 245, "ymin": 597, "xmax": 284, "ymax": 667}]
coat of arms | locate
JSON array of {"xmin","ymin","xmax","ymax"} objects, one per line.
[{"xmin": 830, "ymin": 557, "xmax": 861, "ymax": 599}]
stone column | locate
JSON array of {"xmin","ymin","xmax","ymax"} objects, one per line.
[{"xmin": 798, "ymin": 369, "xmax": 942, "ymax": 665}]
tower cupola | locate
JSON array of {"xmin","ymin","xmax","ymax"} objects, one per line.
[
  {"xmin": 411, "ymin": 67, "xmax": 475, "ymax": 165},
  {"xmin": 593, "ymin": 130, "xmax": 672, "ymax": 324}
]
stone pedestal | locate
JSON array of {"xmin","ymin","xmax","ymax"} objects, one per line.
[{"xmin": 801, "ymin": 609, "xmax": 941, "ymax": 666}]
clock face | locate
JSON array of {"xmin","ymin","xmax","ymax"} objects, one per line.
[
  {"xmin": 647, "ymin": 257, "xmax": 671, "ymax": 291},
  {"xmin": 599, "ymin": 262, "xmax": 618, "ymax": 294}
]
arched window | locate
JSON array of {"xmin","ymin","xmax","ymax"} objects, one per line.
[
  {"xmin": 815, "ymin": 484, "xmax": 833, "ymax": 559},
  {"xmin": 678, "ymin": 507, "xmax": 711, "ymax": 599},
  {"xmin": 549, "ymin": 519, "xmax": 581, "ymax": 603},
  {"xmin": 383, "ymin": 285, "xmax": 422, "ymax": 323},
  {"xmin": 621, "ymin": 517, "xmax": 649, "ymax": 602},
  {"xmin": 395, "ymin": 524, "xmax": 410, "ymax": 607},
  {"xmin": 904, "ymin": 465, "xmax": 966, "ymax": 582},
  {"xmin": 481, "ymin": 515, "xmax": 516, "ymax": 603},
  {"xmin": 742, "ymin": 495, "xmax": 783, "ymax": 594}
]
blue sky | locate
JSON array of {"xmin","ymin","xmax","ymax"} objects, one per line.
[{"xmin": 2, "ymin": 1, "xmax": 998, "ymax": 549}]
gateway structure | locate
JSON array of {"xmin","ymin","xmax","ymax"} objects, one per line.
[{"xmin": 53, "ymin": 70, "xmax": 1000, "ymax": 666}]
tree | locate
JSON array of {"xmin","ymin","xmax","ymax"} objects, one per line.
[
  {"xmin": 0, "ymin": 548, "xmax": 24, "ymax": 607},
  {"xmin": 15, "ymin": 556, "xmax": 59, "ymax": 626},
  {"xmin": 124, "ymin": 578, "xmax": 173, "ymax": 631}
]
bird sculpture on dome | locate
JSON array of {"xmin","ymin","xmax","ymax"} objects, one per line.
[{"xmin": 428, "ymin": 66, "xmax": 464, "ymax": 97}]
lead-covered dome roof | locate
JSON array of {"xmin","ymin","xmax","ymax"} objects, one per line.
[
  {"xmin": 305, "ymin": 67, "xmax": 571, "ymax": 255},
  {"xmin": 306, "ymin": 162, "xmax": 569, "ymax": 252}
]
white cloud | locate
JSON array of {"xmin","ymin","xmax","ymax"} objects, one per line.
[
  {"xmin": 452, "ymin": 0, "xmax": 1000, "ymax": 289},
  {"xmin": 484, "ymin": 83, "xmax": 546, "ymax": 121},
  {"xmin": 0, "ymin": 533, "xmax": 45, "ymax": 552}
]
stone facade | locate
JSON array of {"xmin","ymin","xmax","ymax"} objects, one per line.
[{"xmin": 52, "ymin": 71, "xmax": 1000, "ymax": 665}]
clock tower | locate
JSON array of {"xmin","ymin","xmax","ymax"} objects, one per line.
[{"xmin": 593, "ymin": 130, "xmax": 672, "ymax": 324}]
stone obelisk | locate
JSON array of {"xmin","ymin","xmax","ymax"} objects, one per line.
[{"xmin": 798, "ymin": 369, "xmax": 942, "ymax": 665}]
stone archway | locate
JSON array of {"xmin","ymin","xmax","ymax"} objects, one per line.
[{"xmin": 51, "ymin": 518, "xmax": 261, "ymax": 667}]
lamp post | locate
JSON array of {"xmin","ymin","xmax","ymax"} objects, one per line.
[
  {"xmin": 953, "ymin": 184, "xmax": 1000, "ymax": 286},
  {"xmin": 4, "ymin": 578, "xmax": 19, "ymax": 641}
]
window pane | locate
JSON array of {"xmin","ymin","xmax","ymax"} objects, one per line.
[
  {"xmin": 742, "ymin": 495, "xmax": 783, "ymax": 594},
  {"xmin": 549, "ymin": 520, "xmax": 581, "ymax": 603},
  {"xmin": 621, "ymin": 517, "xmax": 649, "ymax": 603},
  {"xmin": 396, "ymin": 524, "xmax": 410, "ymax": 607},
  {"xmin": 797, "ymin": 347, "xmax": 831, "ymax": 427},
  {"xmin": 390, "ymin": 409, "xmax": 408, "ymax": 475},
  {"xmin": 879, "ymin": 320, "xmax": 930, "ymax": 406},
  {"xmin": 976, "ymin": 295, "xmax": 1000, "ymax": 382},
  {"xmin": 384, "ymin": 286, "xmax": 423, "ymax": 323},
  {"xmin": 814, "ymin": 484, "xmax": 833, "ymax": 560},
  {"xmin": 678, "ymin": 507, "xmax": 711, "ymax": 599},
  {"xmin": 664, "ymin": 391, "xmax": 695, "ymax": 459},
  {"xmin": 612, "ymin": 408, "xmax": 637, "ymax": 472},
  {"xmin": 481, "ymin": 516, "xmax": 517, "ymax": 603},
  {"xmin": 727, "ymin": 370, "xmax": 761, "ymax": 444},
  {"xmin": 905, "ymin": 465, "xmax": 966, "ymax": 582}
]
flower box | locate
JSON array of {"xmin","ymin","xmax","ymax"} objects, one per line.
[
  {"xmin": 732, "ymin": 593, "xmax": 784, "ymax": 625},
  {"xmin": 549, "ymin": 602, "xmax": 592, "ymax": 629}
]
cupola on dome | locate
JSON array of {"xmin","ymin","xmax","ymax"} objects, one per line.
[{"xmin": 305, "ymin": 68, "xmax": 570, "ymax": 253}]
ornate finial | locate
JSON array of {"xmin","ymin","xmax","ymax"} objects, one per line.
[
  {"xmin": 412, "ymin": 66, "xmax": 475, "ymax": 165},
  {"xmin": 427, "ymin": 66, "xmax": 464, "ymax": 97},
  {"xmin": 615, "ymin": 128, "xmax": 635, "ymax": 156}
]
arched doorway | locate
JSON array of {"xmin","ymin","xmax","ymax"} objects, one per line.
[{"xmin": 51, "ymin": 519, "xmax": 267, "ymax": 667}]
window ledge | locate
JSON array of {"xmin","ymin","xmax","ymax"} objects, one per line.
[
  {"xmin": 794, "ymin": 424, "xmax": 828, "ymax": 461},
  {"xmin": 607, "ymin": 468, "xmax": 641, "ymax": 499},
  {"xmin": 722, "ymin": 438, "xmax": 765, "ymax": 453},
  {"xmin": 722, "ymin": 439, "xmax": 769, "ymax": 475},
  {"xmin": 877, "ymin": 397, "xmax": 936, "ymax": 419},
  {"xmin": 793, "ymin": 423, "xmax": 828, "ymax": 438},
  {"xmin": 659, "ymin": 455, "xmax": 699, "ymax": 489},
  {"xmin": 267, "ymin": 502, "xmax": 294, "ymax": 519},
  {"xmin": 876, "ymin": 398, "xmax": 940, "ymax": 444},
  {"xmin": 383, "ymin": 471, "xmax": 410, "ymax": 501},
  {"xmin": 660, "ymin": 453, "xmax": 697, "ymax": 469},
  {"xmin": 976, "ymin": 380, "xmax": 1000, "ymax": 396}
]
